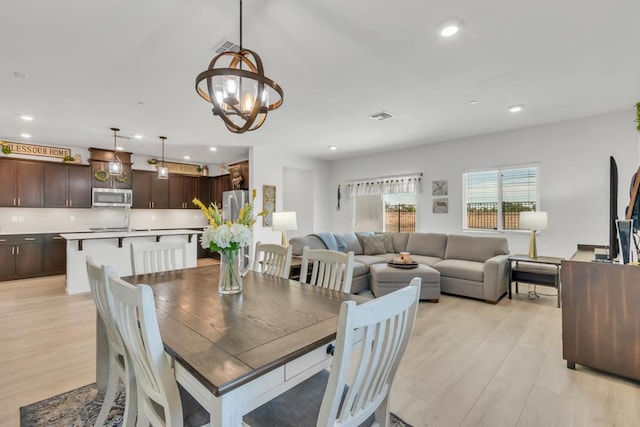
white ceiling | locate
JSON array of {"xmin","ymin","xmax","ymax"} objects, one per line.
[{"xmin": 1, "ymin": 0, "xmax": 639, "ymax": 166}]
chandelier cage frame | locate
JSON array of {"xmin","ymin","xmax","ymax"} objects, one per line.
[{"xmin": 195, "ymin": 0, "xmax": 283, "ymax": 133}]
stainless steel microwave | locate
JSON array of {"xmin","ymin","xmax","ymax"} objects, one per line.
[{"xmin": 92, "ymin": 188, "xmax": 133, "ymax": 207}]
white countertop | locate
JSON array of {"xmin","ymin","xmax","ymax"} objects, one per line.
[{"xmin": 60, "ymin": 228, "xmax": 203, "ymax": 240}]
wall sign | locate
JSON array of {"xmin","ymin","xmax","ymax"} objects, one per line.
[
  {"xmin": 1, "ymin": 141, "xmax": 70, "ymax": 159},
  {"xmin": 150, "ymin": 160, "xmax": 203, "ymax": 176}
]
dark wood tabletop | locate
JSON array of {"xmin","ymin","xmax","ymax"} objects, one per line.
[{"xmin": 122, "ymin": 265, "xmax": 367, "ymax": 397}]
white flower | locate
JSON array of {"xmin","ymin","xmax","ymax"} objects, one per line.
[{"xmin": 201, "ymin": 223, "xmax": 252, "ymax": 252}]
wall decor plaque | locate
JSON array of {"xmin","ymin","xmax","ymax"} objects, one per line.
[{"xmin": 263, "ymin": 185, "xmax": 276, "ymax": 226}]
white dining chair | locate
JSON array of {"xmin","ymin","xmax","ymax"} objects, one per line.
[
  {"xmin": 244, "ymin": 277, "xmax": 422, "ymax": 426},
  {"xmin": 300, "ymin": 247, "xmax": 355, "ymax": 293},
  {"xmin": 85, "ymin": 256, "xmax": 137, "ymax": 427},
  {"xmin": 253, "ymin": 241, "xmax": 293, "ymax": 279},
  {"xmin": 107, "ymin": 275, "xmax": 210, "ymax": 427},
  {"xmin": 130, "ymin": 240, "xmax": 187, "ymax": 275}
]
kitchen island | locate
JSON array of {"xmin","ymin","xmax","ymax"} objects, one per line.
[{"xmin": 60, "ymin": 229, "xmax": 202, "ymax": 294}]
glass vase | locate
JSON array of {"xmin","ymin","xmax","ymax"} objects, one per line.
[{"xmin": 218, "ymin": 250, "xmax": 243, "ymax": 294}]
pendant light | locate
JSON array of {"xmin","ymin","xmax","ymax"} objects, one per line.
[
  {"xmin": 195, "ymin": 0, "xmax": 283, "ymax": 133},
  {"xmin": 158, "ymin": 136, "xmax": 169, "ymax": 179},
  {"xmin": 108, "ymin": 127, "xmax": 122, "ymax": 175}
]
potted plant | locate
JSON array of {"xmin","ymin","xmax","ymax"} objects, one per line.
[
  {"xmin": 636, "ymin": 102, "xmax": 640, "ymax": 132},
  {"xmin": 62, "ymin": 155, "xmax": 75, "ymax": 163},
  {"xmin": 1, "ymin": 141, "xmax": 11, "ymax": 155}
]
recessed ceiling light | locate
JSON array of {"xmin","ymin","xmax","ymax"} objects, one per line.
[
  {"xmin": 368, "ymin": 111, "xmax": 395, "ymax": 121},
  {"xmin": 20, "ymin": 133, "xmax": 31, "ymax": 138},
  {"xmin": 439, "ymin": 18, "xmax": 463, "ymax": 37},
  {"xmin": 328, "ymin": 145, "xmax": 337, "ymax": 151},
  {"xmin": 508, "ymin": 104, "xmax": 524, "ymax": 113},
  {"xmin": 209, "ymin": 147, "xmax": 217, "ymax": 151},
  {"xmin": 469, "ymin": 100, "xmax": 479, "ymax": 105},
  {"xmin": 20, "ymin": 115, "xmax": 34, "ymax": 121},
  {"xmin": 116, "ymin": 146, "xmax": 124, "ymax": 151},
  {"xmin": 133, "ymin": 134, "xmax": 143, "ymax": 140},
  {"xmin": 184, "ymin": 155, "xmax": 191, "ymax": 160}
]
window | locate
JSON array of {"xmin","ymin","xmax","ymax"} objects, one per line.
[
  {"xmin": 384, "ymin": 193, "xmax": 417, "ymax": 232},
  {"xmin": 349, "ymin": 174, "xmax": 422, "ymax": 232},
  {"xmin": 463, "ymin": 165, "xmax": 538, "ymax": 231}
]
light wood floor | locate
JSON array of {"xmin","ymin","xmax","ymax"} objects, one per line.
[{"xmin": 1, "ymin": 274, "xmax": 639, "ymax": 426}]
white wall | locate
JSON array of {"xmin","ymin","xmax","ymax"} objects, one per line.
[
  {"xmin": 329, "ymin": 110, "xmax": 640, "ymax": 258},
  {"xmin": 282, "ymin": 167, "xmax": 314, "ymax": 239},
  {"xmin": 250, "ymin": 146, "xmax": 331, "ymax": 245}
]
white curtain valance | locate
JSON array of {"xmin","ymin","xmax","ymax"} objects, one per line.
[{"xmin": 346, "ymin": 173, "xmax": 422, "ymax": 197}]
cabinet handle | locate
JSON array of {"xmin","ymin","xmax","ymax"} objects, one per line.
[
  {"xmin": 16, "ymin": 246, "xmax": 19, "ymax": 255},
  {"xmin": 24, "ymin": 237, "xmax": 36, "ymax": 241},
  {"xmin": 13, "ymin": 198, "xmax": 16, "ymax": 206},
  {"xmin": 52, "ymin": 236, "xmax": 63, "ymax": 240},
  {"xmin": 17, "ymin": 198, "xmax": 20, "ymax": 206},
  {"xmin": 69, "ymin": 199, "xmax": 73, "ymax": 207},
  {"xmin": 0, "ymin": 239, "xmax": 6, "ymax": 242},
  {"xmin": 12, "ymin": 246, "xmax": 14, "ymax": 255}
]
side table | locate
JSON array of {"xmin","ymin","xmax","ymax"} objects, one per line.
[{"xmin": 508, "ymin": 255, "xmax": 563, "ymax": 308}]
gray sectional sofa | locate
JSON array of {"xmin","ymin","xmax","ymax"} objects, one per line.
[{"xmin": 289, "ymin": 232, "xmax": 510, "ymax": 304}]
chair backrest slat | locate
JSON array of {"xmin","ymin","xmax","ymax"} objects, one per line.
[
  {"xmin": 86, "ymin": 256, "xmax": 124, "ymax": 354},
  {"xmin": 130, "ymin": 241, "xmax": 187, "ymax": 275},
  {"xmin": 317, "ymin": 277, "xmax": 421, "ymax": 426},
  {"xmin": 300, "ymin": 248, "xmax": 354, "ymax": 293},
  {"xmin": 253, "ymin": 241, "xmax": 293, "ymax": 279}
]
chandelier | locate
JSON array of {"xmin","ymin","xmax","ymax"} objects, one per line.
[
  {"xmin": 195, "ymin": 0, "xmax": 283, "ymax": 133},
  {"xmin": 108, "ymin": 127, "xmax": 122, "ymax": 175}
]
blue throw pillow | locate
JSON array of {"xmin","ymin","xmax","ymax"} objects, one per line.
[{"xmin": 334, "ymin": 234, "xmax": 348, "ymax": 252}]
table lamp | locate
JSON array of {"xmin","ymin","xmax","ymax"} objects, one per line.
[
  {"xmin": 272, "ymin": 211, "xmax": 297, "ymax": 246},
  {"xmin": 519, "ymin": 211, "xmax": 548, "ymax": 258}
]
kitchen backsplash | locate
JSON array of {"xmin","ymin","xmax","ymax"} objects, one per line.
[{"xmin": 0, "ymin": 207, "xmax": 208, "ymax": 234}]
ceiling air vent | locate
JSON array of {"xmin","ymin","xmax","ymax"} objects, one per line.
[
  {"xmin": 211, "ymin": 39, "xmax": 240, "ymax": 54},
  {"xmin": 368, "ymin": 111, "xmax": 395, "ymax": 121}
]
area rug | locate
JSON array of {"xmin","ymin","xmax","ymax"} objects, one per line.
[{"xmin": 20, "ymin": 383, "xmax": 414, "ymax": 426}]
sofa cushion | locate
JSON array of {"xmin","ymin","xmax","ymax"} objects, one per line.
[
  {"xmin": 390, "ymin": 233, "xmax": 410, "ymax": 253},
  {"xmin": 289, "ymin": 235, "xmax": 326, "ymax": 256},
  {"xmin": 444, "ymin": 235, "xmax": 509, "ymax": 263},
  {"xmin": 375, "ymin": 233, "xmax": 395, "ymax": 253},
  {"xmin": 362, "ymin": 235, "xmax": 386, "ymax": 255},
  {"xmin": 355, "ymin": 231, "xmax": 375, "ymax": 251},
  {"xmin": 354, "ymin": 255, "xmax": 389, "ymax": 268},
  {"xmin": 335, "ymin": 232, "xmax": 363, "ymax": 255},
  {"xmin": 410, "ymin": 255, "xmax": 443, "ymax": 267},
  {"xmin": 434, "ymin": 259, "xmax": 484, "ymax": 282},
  {"xmin": 405, "ymin": 233, "xmax": 448, "ymax": 258},
  {"xmin": 352, "ymin": 261, "xmax": 368, "ymax": 277}
]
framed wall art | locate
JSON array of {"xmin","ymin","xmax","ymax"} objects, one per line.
[
  {"xmin": 433, "ymin": 198, "xmax": 448, "ymax": 214},
  {"xmin": 263, "ymin": 185, "xmax": 276, "ymax": 226},
  {"xmin": 432, "ymin": 180, "xmax": 448, "ymax": 196}
]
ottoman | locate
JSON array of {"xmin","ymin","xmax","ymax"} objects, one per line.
[{"xmin": 370, "ymin": 263, "xmax": 441, "ymax": 302}]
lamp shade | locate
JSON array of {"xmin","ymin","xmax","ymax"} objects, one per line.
[
  {"xmin": 519, "ymin": 211, "xmax": 548, "ymax": 231},
  {"xmin": 272, "ymin": 211, "xmax": 297, "ymax": 231}
]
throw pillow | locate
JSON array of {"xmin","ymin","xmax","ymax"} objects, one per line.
[
  {"xmin": 362, "ymin": 235, "xmax": 386, "ymax": 255},
  {"xmin": 379, "ymin": 233, "xmax": 394, "ymax": 253}
]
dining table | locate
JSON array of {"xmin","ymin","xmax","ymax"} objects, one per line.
[{"xmin": 96, "ymin": 264, "xmax": 368, "ymax": 426}]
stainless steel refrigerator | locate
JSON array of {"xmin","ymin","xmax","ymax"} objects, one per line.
[{"xmin": 222, "ymin": 190, "xmax": 249, "ymax": 221}]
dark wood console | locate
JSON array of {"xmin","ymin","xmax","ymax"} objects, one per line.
[{"xmin": 561, "ymin": 249, "xmax": 640, "ymax": 381}]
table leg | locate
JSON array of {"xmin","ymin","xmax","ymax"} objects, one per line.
[
  {"xmin": 556, "ymin": 266, "xmax": 561, "ymax": 308},
  {"xmin": 210, "ymin": 388, "xmax": 243, "ymax": 427}
]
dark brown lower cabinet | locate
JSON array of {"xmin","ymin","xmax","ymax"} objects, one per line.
[
  {"xmin": 0, "ymin": 235, "xmax": 44, "ymax": 281},
  {"xmin": 0, "ymin": 234, "xmax": 66, "ymax": 281}
]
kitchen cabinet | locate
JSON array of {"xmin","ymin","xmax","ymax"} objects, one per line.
[
  {"xmin": 132, "ymin": 170, "xmax": 169, "ymax": 209},
  {"xmin": 44, "ymin": 234, "xmax": 67, "ymax": 275},
  {"xmin": 0, "ymin": 158, "xmax": 44, "ymax": 207},
  {"xmin": 210, "ymin": 174, "xmax": 231, "ymax": 208},
  {"xmin": 169, "ymin": 175, "xmax": 199, "ymax": 209},
  {"xmin": 197, "ymin": 177, "xmax": 212, "ymax": 206},
  {"xmin": 44, "ymin": 163, "xmax": 92, "ymax": 208},
  {"xmin": 0, "ymin": 235, "xmax": 44, "ymax": 281}
]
